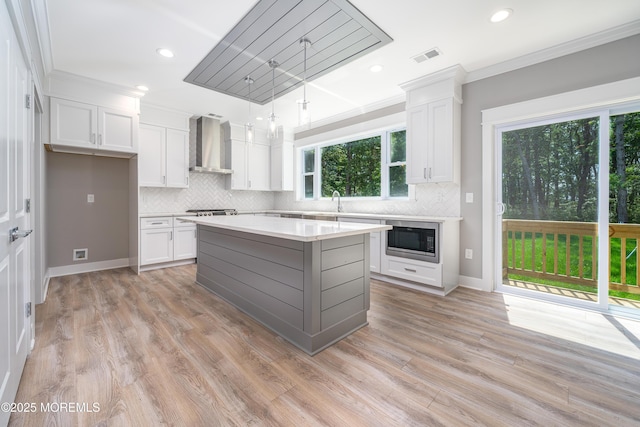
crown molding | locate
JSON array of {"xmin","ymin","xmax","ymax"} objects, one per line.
[
  {"xmin": 294, "ymin": 93, "xmax": 406, "ymax": 134},
  {"xmin": 46, "ymin": 69, "xmax": 144, "ymax": 99},
  {"xmin": 465, "ymin": 19, "xmax": 640, "ymax": 84}
]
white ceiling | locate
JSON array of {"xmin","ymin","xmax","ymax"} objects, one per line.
[{"xmin": 41, "ymin": 0, "xmax": 640, "ymax": 130}]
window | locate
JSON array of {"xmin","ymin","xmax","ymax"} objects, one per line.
[
  {"xmin": 388, "ymin": 129, "xmax": 408, "ymax": 197},
  {"xmin": 301, "ymin": 128, "xmax": 407, "ymax": 199}
]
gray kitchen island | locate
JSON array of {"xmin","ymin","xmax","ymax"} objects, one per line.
[{"xmin": 178, "ymin": 215, "xmax": 391, "ymax": 355}]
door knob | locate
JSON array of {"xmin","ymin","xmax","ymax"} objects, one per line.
[{"xmin": 9, "ymin": 227, "xmax": 33, "ymax": 243}]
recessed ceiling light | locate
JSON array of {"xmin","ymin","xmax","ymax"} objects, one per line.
[
  {"xmin": 369, "ymin": 64, "xmax": 383, "ymax": 73},
  {"xmin": 135, "ymin": 85, "xmax": 149, "ymax": 91},
  {"xmin": 255, "ymin": 116, "xmax": 264, "ymax": 121},
  {"xmin": 156, "ymin": 48, "xmax": 174, "ymax": 58},
  {"xmin": 490, "ymin": 8, "xmax": 512, "ymax": 23}
]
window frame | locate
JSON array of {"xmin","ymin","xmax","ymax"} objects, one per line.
[{"xmin": 298, "ymin": 126, "xmax": 410, "ymax": 201}]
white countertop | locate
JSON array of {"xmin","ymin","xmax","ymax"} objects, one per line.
[
  {"xmin": 176, "ymin": 215, "xmax": 392, "ymax": 242},
  {"xmin": 247, "ymin": 210, "xmax": 462, "ymax": 222}
]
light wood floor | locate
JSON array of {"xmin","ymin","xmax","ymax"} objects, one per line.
[{"xmin": 9, "ymin": 265, "xmax": 640, "ymax": 426}]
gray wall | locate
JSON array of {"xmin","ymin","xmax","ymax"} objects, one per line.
[
  {"xmin": 460, "ymin": 34, "xmax": 640, "ymax": 279},
  {"xmin": 46, "ymin": 152, "xmax": 130, "ymax": 267}
]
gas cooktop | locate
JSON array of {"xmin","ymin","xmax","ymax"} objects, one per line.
[{"xmin": 186, "ymin": 209, "xmax": 238, "ymax": 217}]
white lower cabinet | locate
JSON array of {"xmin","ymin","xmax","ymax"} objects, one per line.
[
  {"xmin": 173, "ymin": 219, "xmax": 198, "ymax": 260},
  {"xmin": 140, "ymin": 228, "xmax": 174, "ymax": 265},
  {"xmin": 382, "ymin": 257, "xmax": 442, "ymax": 287},
  {"xmin": 338, "ymin": 217, "xmax": 381, "ymax": 273},
  {"xmin": 140, "ymin": 217, "xmax": 197, "ymax": 266}
]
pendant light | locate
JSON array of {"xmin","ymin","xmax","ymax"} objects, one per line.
[
  {"xmin": 298, "ymin": 38, "xmax": 311, "ymax": 127},
  {"xmin": 244, "ymin": 76, "xmax": 254, "ymax": 144},
  {"xmin": 267, "ymin": 59, "xmax": 279, "ymax": 140}
]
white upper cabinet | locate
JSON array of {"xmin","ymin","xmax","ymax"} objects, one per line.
[
  {"xmin": 248, "ymin": 143, "xmax": 271, "ymax": 191},
  {"xmin": 270, "ymin": 128, "xmax": 294, "ymax": 191},
  {"xmin": 223, "ymin": 121, "xmax": 271, "ymax": 191},
  {"xmin": 139, "ymin": 125, "xmax": 189, "ymax": 188},
  {"xmin": 401, "ymin": 65, "xmax": 464, "ymax": 184},
  {"xmin": 50, "ymin": 97, "xmax": 138, "ymax": 156},
  {"xmin": 138, "ymin": 124, "xmax": 167, "ymax": 186},
  {"xmin": 138, "ymin": 105, "xmax": 191, "ymax": 188},
  {"xmin": 165, "ymin": 129, "xmax": 189, "ymax": 188}
]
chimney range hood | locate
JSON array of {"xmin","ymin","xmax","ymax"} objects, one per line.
[{"xmin": 190, "ymin": 116, "xmax": 233, "ymax": 174}]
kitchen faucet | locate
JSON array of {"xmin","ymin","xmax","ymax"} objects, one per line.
[{"xmin": 331, "ymin": 190, "xmax": 343, "ymax": 213}]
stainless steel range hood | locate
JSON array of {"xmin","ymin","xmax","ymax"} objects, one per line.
[{"xmin": 189, "ymin": 116, "xmax": 233, "ymax": 174}]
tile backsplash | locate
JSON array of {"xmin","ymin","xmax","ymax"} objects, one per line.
[
  {"xmin": 139, "ymin": 172, "xmax": 275, "ymax": 213},
  {"xmin": 274, "ymin": 182, "xmax": 460, "ymax": 217},
  {"xmin": 141, "ymin": 172, "xmax": 459, "ymax": 217}
]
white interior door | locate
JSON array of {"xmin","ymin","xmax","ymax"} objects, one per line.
[{"xmin": 1, "ymin": 4, "xmax": 32, "ymax": 424}]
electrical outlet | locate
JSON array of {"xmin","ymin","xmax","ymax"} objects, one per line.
[
  {"xmin": 465, "ymin": 192, "xmax": 474, "ymax": 203},
  {"xmin": 87, "ymin": 194, "xmax": 95, "ymax": 203},
  {"xmin": 465, "ymin": 249, "xmax": 473, "ymax": 259}
]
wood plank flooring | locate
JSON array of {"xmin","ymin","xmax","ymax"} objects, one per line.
[{"xmin": 8, "ymin": 265, "xmax": 640, "ymax": 426}]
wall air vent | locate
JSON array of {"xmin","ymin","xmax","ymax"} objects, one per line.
[{"xmin": 412, "ymin": 47, "xmax": 442, "ymax": 63}]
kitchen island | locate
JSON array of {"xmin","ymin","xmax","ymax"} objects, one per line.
[{"xmin": 178, "ymin": 215, "xmax": 391, "ymax": 355}]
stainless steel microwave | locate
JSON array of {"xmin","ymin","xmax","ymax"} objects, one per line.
[{"xmin": 386, "ymin": 220, "xmax": 439, "ymax": 263}]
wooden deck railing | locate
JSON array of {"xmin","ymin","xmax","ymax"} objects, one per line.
[{"xmin": 503, "ymin": 219, "xmax": 640, "ymax": 294}]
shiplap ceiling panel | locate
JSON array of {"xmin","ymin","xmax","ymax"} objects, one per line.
[
  {"xmin": 214, "ymin": 9, "xmax": 351, "ymax": 96},
  {"xmin": 184, "ymin": 0, "xmax": 393, "ymax": 104},
  {"xmin": 223, "ymin": 13, "xmax": 361, "ymax": 100}
]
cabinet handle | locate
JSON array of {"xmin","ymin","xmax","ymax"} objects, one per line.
[
  {"xmin": 248, "ymin": 180, "xmax": 251, "ymax": 189},
  {"xmin": 151, "ymin": 222, "xmax": 163, "ymax": 225},
  {"xmin": 428, "ymin": 167, "xmax": 432, "ymax": 179},
  {"xmin": 98, "ymin": 134, "xmax": 102, "ymax": 146},
  {"xmin": 170, "ymin": 231, "xmax": 173, "ymax": 240},
  {"xmin": 163, "ymin": 176, "xmax": 166, "ymax": 184},
  {"xmin": 404, "ymin": 267, "xmax": 417, "ymax": 273},
  {"xmin": 186, "ymin": 176, "xmax": 189, "ymax": 185},
  {"xmin": 423, "ymin": 168, "xmax": 427, "ymax": 179},
  {"xmin": 91, "ymin": 133, "xmax": 96, "ymax": 144}
]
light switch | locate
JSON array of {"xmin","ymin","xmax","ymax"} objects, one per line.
[
  {"xmin": 87, "ymin": 194, "xmax": 95, "ymax": 203},
  {"xmin": 465, "ymin": 193, "xmax": 474, "ymax": 203},
  {"xmin": 465, "ymin": 249, "xmax": 473, "ymax": 259}
]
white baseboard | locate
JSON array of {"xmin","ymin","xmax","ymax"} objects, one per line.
[
  {"xmin": 47, "ymin": 258, "xmax": 131, "ymax": 278},
  {"xmin": 41, "ymin": 274, "xmax": 50, "ymax": 302},
  {"xmin": 139, "ymin": 259, "xmax": 195, "ymax": 272},
  {"xmin": 371, "ymin": 273, "xmax": 450, "ymax": 296},
  {"xmin": 458, "ymin": 275, "xmax": 489, "ymax": 292}
]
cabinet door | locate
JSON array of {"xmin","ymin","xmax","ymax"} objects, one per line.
[
  {"xmin": 370, "ymin": 231, "xmax": 381, "ymax": 273},
  {"xmin": 98, "ymin": 106, "xmax": 138, "ymax": 153},
  {"xmin": 338, "ymin": 217, "xmax": 381, "ymax": 272},
  {"xmin": 140, "ymin": 228, "xmax": 174, "ymax": 265},
  {"xmin": 227, "ymin": 139, "xmax": 247, "ymax": 190},
  {"xmin": 139, "ymin": 124, "xmax": 167, "ymax": 187},
  {"xmin": 174, "ymin": 226, "xmax": 197, "ymax": 260},
  {"xmin": 50, "ymin": 98, "xmax": 97, "ymax": 148},
  {"xmin": 271, "ymin": 142, "xmax": 294, "ymax": 191},
  {"xmin": 248, "ymin": 143, "xmax": 270, "ymax": 191},
  {"xmin": 427, "ymin": 98, "xmax": 453, "ymax": 183},
  {"xmin": 406, "ymin": 106, "xmax": 429, "ymax": 184},
  {"xmin": 166, "ymin": 129, "xmax": 189, "ymax": 188}
]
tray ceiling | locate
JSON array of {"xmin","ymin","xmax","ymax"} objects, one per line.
[{"xmin": 184, "ymin": 0, "xmax": 393, "ymax": 105}]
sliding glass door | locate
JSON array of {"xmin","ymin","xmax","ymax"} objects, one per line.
[
  {"xmin": 497, "ymin": 110, "xmax": 640, "ymax": 311},
  {"xmin": 497, "ymin": 113, "xmax": 605, "ymax": 306}
]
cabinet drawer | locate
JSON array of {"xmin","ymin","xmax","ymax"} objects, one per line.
[
  {"xmin": 140, "ymin": 217, "xmax": 172, "ymax": 229},
  {"xmin": 173, "ymin": 217, "xmax": 196, "ymax": 228},
  {"xmin": 385, "ymin": 258, "xmax": 442, "ymax": 287}
]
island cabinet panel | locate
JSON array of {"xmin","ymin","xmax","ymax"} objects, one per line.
[{"xmin": 196, "ymin": 225, "xmax": 371, "ymax": 355}]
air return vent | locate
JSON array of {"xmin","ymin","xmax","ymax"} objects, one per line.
[{"xmin": 412, "ymin": 47, "xmax": 442, "ymax": 63}]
